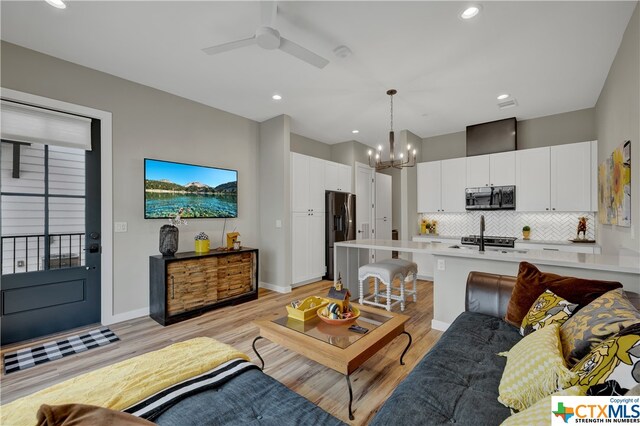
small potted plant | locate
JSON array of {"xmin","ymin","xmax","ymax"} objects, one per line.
[
  {"xmin": 522, "ymin": 226, "xmax": 531, "ymax": 240},
  {"xmin": 194, "ymin": 232, "xmax": 210, "ymax": 253}
]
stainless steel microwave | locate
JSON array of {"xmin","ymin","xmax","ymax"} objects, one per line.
[{"xmin": 465, "ymin": 185, "xmax": 516, "ymax": 210}]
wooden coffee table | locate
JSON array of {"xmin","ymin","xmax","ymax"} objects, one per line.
[{"xmin": 252, "ymin": 303, "xmax": 411, "ymax": 420}]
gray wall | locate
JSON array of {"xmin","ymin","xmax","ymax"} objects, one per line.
[
  {"xmin": 1, "ymin": 42, "xmax": 260, "ymax": 315},
  {"xmin": 259, "ymin": 115, "xmax": 291, "ymax": 289},
  {"xmin": 595, "ymin": 3, "xmax": 639, "ymax": 254},
  {"xmin": 421, "ymin": 108, "xmax": 596, "ymax": 162},
  {"xmin": 290, "ymin": 133, "xmax": 331, "ymax": 161}
]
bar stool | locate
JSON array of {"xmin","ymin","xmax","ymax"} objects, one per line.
[
  {"xmin": 358, "ymin": 261, "xmax": 415, "ymax": 312},
  {"xmin": 379, "ymin": 258, "xmax": 418, "ymax": 304}
]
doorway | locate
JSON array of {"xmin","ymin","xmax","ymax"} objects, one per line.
[{"xmin": 1, "ymin": 107, "xmax": 101, "ymax": 345}]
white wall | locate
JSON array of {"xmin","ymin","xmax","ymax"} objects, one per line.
[
  {"xmin": 1, "ymin": 42, "xmax": 260, "ymax": 315},
  {"xmin": 258, "ymin": 115, "xmax": 291, "ymax": 290},
  {"xmin": 595, "ymin": 3, "xmax": 640, "ymax": 254}
]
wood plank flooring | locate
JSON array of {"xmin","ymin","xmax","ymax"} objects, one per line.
[{"xmin": 1, "ymin": 280, "xmax": 441, "ymax": 425}]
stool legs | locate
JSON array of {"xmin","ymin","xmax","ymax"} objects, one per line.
[
  {"xmin": 386, "ymin": 280, "xmax": 392, "ymax": 312},
  {"xmin": 400, "ymin": 275, "xmax": 406, "ymax": 312},
  {"xmin": 358, "ymin": 279, "xmax": 364, "ymax": 305},
  {"xmin": 412, "ymin": 274, "xmax": 417, "ymax": 302},
  {"xmin": 374, "ymin": 278, "xmax": 379, "ymax": 303}
]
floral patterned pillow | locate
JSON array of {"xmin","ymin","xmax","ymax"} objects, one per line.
[
  {"xmin": 570, "ymin": 323, "xmax": 640, "ymax": 396},
  {"xmin": 561, "ymin": 288, "xmax": 640, "ymax": 366},
  {"xmin": 520, "ymin": 289, "xmax": 578, "ymax": 337}
]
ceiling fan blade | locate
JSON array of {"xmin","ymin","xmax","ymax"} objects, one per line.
[
  {"xmin": 279, "ymin": 37, "xmax": 329, "ymax": 69},
  {"xmin": 261, "ymin": 1, "xmax": 277, "ymax": 27},
  {"xmin": 202, "ymin": 36, "xmax": 256, "ymax": 55}
]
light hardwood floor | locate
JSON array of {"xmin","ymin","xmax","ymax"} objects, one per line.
[{"xmin": 1, "ymin": 279, "xmax": 441, "ymax": 425}]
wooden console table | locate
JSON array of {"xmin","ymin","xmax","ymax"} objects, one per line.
[{"xmin": 149, "ymin": 248, "xmax": 258, "ymax": 326}]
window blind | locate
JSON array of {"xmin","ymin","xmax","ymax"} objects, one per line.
[{"xmin": 1, "ymin": 100, "xmax": 92, "ymax": 151}]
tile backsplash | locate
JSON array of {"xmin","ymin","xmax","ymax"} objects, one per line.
[{"xmin": 420, "ymin": 211, "xmax": 596, "ymax": 241}]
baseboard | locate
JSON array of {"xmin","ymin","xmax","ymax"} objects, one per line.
[
  {"xmin": 417, "ymin": 274, "xmax": 432, "ymax": 281},
  {"xmin": 103, "ymin": 307, "xmax": 149, "ymax": 326},
  {"xmin": 291, "ymin": 277, "xmax": 322, "ymax": 288},
  {"xmin": 259, "ymin": 281, "xmax": 292, "ymax": 293},
  {"xmin": 431, "ymin": 319, "xmax": 450, "ymax": 331}
]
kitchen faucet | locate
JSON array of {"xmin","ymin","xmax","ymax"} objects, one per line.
[{"xmin": 479, "ymin": 215, "xmax": 485, "ymax": 252}]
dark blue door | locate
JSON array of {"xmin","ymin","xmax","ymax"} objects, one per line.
[{"xmin": 1, "ymin": 120, "xmax": 101, "ymax": 345}]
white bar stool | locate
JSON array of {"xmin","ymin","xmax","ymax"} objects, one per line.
[{"xmin": 358, "ymin": 260, "xmax": 416, "ymax": 312}]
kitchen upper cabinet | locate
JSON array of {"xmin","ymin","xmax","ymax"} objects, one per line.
[
  {"xmin": 551, "ymin": 141, "xmax": 592, "ymax": 212},
  {"xmin": 291, "ymin": 153, "xmax": 325, "ymax": 213},
  {"xmin": 440, "ymin": 158, "xmax": 467, "ymax": 212},
  {"xmin": 467, "ymin": 152, "xmax": 515, "ymax": 187},
  {"xmin": 466, "ymin": 155, "xmax": 490, "ymax": 187},
  {"xmin": 325, "ymin": 162, "xmax": 352, "ymax": 192},
  {"xmin": 516, "ymin": 147, "xmax": 551, "ymax": 211},
  {"xmin": 490, "ymin": 151, "xmax": 516, "ymax": 186},
  {"xmin": 417, "ymin": 161, "xmax": 442, "ymax": 212}
]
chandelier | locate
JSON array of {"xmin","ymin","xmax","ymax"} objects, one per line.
[{"xmin": 368, "ymin": 89, "xmax": 417, "ymax": 170}]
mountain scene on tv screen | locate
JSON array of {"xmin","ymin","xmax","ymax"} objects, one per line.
[{"xmin": 145, "ymin": 178, "xmax": 238, "ymax": 219}]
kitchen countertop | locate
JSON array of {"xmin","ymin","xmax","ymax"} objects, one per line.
[
  {"xmin": 413, "ymin": 234, "xmax": 601, "ymax": 247},
  {"xmin": 336, "ymin": 239, "xmax": 639, "ymax": 274}
]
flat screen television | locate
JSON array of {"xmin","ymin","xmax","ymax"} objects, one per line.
[
  {"xmin": 144, "ymin": 158, "xmax": 238, "ymax": 219},
  {"xmin": 466, "ymin": 117, "xmax": 517, "ymax": 157}
]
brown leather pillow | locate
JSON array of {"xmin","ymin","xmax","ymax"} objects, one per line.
[
  {"xmin": 504, "ymin": 261, "xmax": 622, "ymax": 327},
  {"xmin": 36, "ymin": 404, "xmax": 155, "ymax": 426}
]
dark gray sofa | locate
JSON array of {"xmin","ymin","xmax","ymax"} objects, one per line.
[{"xmin": 371, "ymin": 272, "xmax": 523, "ymax": 426}]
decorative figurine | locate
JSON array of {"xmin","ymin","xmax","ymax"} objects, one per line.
[
  {"xmin": 577, "ymin": 217, "xmax": 588, "ymax": 240},
  {"xmin": 327, "ymin": 274, "xmax": 351, "ymax": 313}
]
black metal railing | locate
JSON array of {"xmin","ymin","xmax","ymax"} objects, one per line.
[{"xmin": 1, "ymin": 233, "xmax": 85, "ymax": 275}]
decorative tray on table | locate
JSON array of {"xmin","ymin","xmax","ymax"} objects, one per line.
[{"xmin": 286, "ymin": 296, "xmax": 329, "ymax": 322}]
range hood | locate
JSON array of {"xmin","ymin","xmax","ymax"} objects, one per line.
[{"xmin": 466, "ymin": 117, "xmax": 517, "ymax": 157}]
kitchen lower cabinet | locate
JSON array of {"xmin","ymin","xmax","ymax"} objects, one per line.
[{"xmin": 292, "ymin": 212, "xmax": 325, "ymax": 285}]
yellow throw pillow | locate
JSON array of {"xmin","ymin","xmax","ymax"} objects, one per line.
[
  {"xmin": 520, "ymin": 289, "xmax": 578, "ymax": 336},
  {"xmin": 498, "ymin": 323, "xmax": 576, "ymax": 412},
  {"xmin": 500, "ymin": 386, "xmax": 585, "ymax": 426}
]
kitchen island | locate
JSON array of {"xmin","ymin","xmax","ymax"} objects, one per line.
[{"xmin": 334, "ymin": 239, "xmax": 640, "ymax": 331}]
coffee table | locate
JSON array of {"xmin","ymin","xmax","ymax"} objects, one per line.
[{"xmin": 252, "ymin": 303, "xmax": 411, "ymax": 420}]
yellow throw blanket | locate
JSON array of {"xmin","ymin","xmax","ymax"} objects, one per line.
[{"xmin": 1, "ymin": 337, "xmax": 249, "ymax": 426}]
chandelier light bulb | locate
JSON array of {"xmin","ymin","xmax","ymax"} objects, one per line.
[
  {"xmin": 400, "ymin": 153, "xmax": 404, "ymax": 159},
  {"xmin": 407, "ymin": 144, "xmax": 411, "ymax": 150},
  {"xmin": 378, "ymin": 145, "xmax": 383, "ymax": 152},
  {"xmin": 368, "ymin": 150, "xmax": 372, "ymax": 156},
  {"xmin": 375, "ymin": 153, "xmax": 380, "ymax": 160},
  {"xmin": 413, "ymin": 149, "xmax": 417, "ymax": 155}
]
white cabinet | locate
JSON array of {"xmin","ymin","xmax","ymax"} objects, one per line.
[
  {"xmin": 490, "ymin": 151, "xmax": 516, "ymax": 186},
  {"xmin": 375, "ymin": 173, "xmax": 392, "ymax": 220},
  {"xmin": 467, "ymin": 152, "xmax": 515, "ymax": 187},
  {"xmin": 515, "ymin": 242, "xmax": 600, "ymax": 254},
  {"xmin": 291, "ymin": 211, "xmax": 325, "ymax": 284},
  {"xmin": 591, "ymin": 141, "xmax": 598, "ymax": 212},
  {"xmin": 550, "ymin": 141, "xmax": 592, "ymax": 212},
  {"xmin": 325, "ymin": 162, "xmax": 352, "ymax": 192},
  {"xmin": 516, "ymin": 147, "xmax": 551, "ymax": 211},
  {"xmin": 440, "ymin": 158, "xmax": 467, "ymax": 212},
  {"xmin": 418, "ymin": 159, "xmax": 466, "ymax": 213},
  {"xmin": 291, "ymin": 153, "xmax": 325, "ymax": 213},
  {"xmin": 516, "ymin": 142, "xmax": 592, "ymax": 212},
  {"xmin": 417, "ymin": 161, "xmax": 442, "ymax": 212},
  {"xmin": 466, "ymin": 155, "xmax": 490, "ymax": 188}
]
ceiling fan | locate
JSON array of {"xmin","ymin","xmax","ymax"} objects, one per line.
[{"xmin": 202, "ymin": 1, "xmax": 329, "ymax": 69}]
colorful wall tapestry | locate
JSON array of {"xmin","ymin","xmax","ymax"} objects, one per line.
[{"xmin": 599, "ymin": 140, "xmax": 631, "ymax": 227}]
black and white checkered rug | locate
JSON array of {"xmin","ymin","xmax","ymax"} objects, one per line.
[{"xmin": 3, "ymin": 327, "xmax": 119, "ymax": 375}]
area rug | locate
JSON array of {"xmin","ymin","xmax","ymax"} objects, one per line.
[{"xmin": 3, "ymin": 327, "xmax": 119, "ymax": 374}]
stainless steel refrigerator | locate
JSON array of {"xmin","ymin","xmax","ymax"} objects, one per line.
[{"xmin": 324, "ymin": 191, "xmax": 356, "ymax": 280}]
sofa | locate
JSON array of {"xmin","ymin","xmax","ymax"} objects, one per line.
[{"xmin": 370, "ymin": 271, "xmax": 640, "ymax": 426}]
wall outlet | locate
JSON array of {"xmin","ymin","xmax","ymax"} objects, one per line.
[
  {"xmin": 114, "ymin": 222, "xmax": 128, "ymax": 233},
  {"xmin": 437, "ymin": 259, "xmax": 446, "ymax": 271},
  {"xmin": 275, "ymin": 220, "xmax": 282, "ymax": 228}
]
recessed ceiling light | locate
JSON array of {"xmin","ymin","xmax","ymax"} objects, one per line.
[
  {"xmin": 460, "ymin": 5, "xmax": 481, "ymax": 19},
  {"xmin": 497, "ymin": 94, "xmax": 510, "ymax": 100},
  {"xmin": 352, "ymin": 130, "xmax": 359, "ymax": 134},
  {"xmin": 44, "ymin": 0, "xmax": 66, "ymax": 9},
  {"xmin": 272, "ymin": 94, "xmax": 282, "ymax": 100}
]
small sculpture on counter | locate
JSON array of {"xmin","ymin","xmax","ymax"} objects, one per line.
[{"xmin": 577, "ymin": 217, "xmax": 588, "ymax": 240}]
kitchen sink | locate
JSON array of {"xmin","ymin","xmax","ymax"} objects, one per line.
[{"xmin": 448, "ymin": 245, "xmax": 528, "ymax": 254}]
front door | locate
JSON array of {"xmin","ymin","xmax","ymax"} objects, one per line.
[{"xmin": 1, "ymin": 120, "xmax": 101, "ymax": 345}]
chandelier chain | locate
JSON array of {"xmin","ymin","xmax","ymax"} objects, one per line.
[{"xmin": 390, "ymin": 93, "xmax": 394, "ymax": 131}]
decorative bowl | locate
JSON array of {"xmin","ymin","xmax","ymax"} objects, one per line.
[{"xmin": 317, "ymin": 306, "xmax": 360, "ymax": 326}]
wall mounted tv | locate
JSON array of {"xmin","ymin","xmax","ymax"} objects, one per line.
[{"xmin": 144, "ymin": 158, "xmax": 238, "ymax": 219}]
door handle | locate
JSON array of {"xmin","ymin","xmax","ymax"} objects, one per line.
[
  {"xmin": 85, "ymin": 266, "xmax": 96, "ymax": 270},
  {"xmin": 89, "ymin": 232, "xmax": 100, "ymax": 240}
]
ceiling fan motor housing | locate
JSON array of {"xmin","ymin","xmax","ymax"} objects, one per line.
[{"xmin": 255, "ymin": 26, "xmax": 281, "ymax": 49}]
